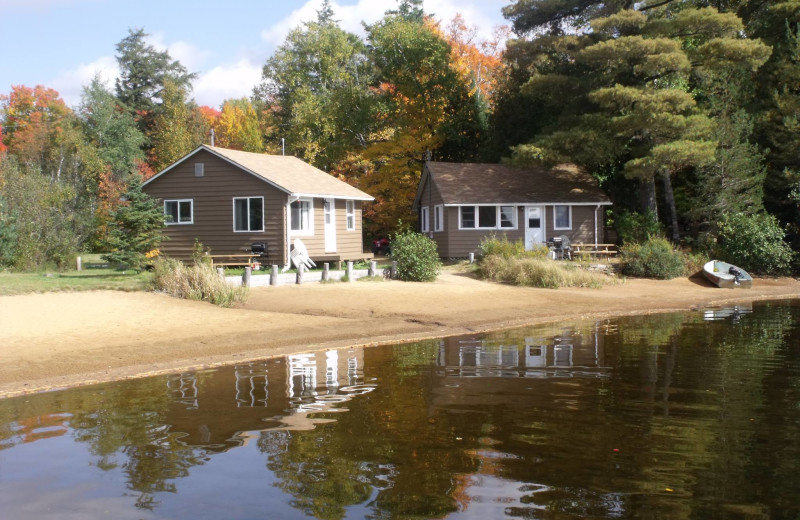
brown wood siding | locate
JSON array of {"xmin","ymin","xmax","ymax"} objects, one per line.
[
  {"xmin": 335, "ymin": 199, "xmax": 366, "ymax": 258},
  {"xmin": 144, "ymin": 150, "xmax": 288, "ymax": 265},
  {"xmin": 545, "ymin": 205, "xmax": 600, "ymax": 244},
  {"xmin": 287, "ymin": 198, "xmax": 366, "ymax": 261},
  {"xmin": 417, "ymin": 176, "xmax": 449, "ymax": 254},
  {"xmin": 439, "ymin": 206, "xmax": 525, "ymax": 258}
]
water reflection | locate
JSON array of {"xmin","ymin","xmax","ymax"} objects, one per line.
[{"xmin": 1, "ymin": 300, "xmax": 799, "ymax": 519}]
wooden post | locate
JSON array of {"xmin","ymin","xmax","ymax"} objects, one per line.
[
  {"xmin": 468, "ymin": 252, "xmax": 475, "ymax": 264},
  {"xmin": 322, "ymin": 262, "xmax": 330, "ymax": 281},
  {"xmin": 76, "ymin": 256, "xmax": 82, "ymax": 271},
  {"xmin": 243, "ymin": 266, "xmax": 251, "ymax": 287},
  {"xmin": 369, "ymin": 260, "xmax": 376, "ymax": 277},
  {"xmin": 296, "ymin": 263, "xmax": 304, "ymax": 284},
  {"xmin": 270, "ymin": 265, "xmax": 279, "ymax": 286},
  {"xmin": 391, "ymin": 261, "xmax": 397, "ymax": 279},
  {"xmin": 346, "ymin": 261, "xmax": 354, "ymax": 282}
]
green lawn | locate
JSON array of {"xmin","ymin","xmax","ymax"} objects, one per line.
[{"xmin": 0, "ymin": 255, "xmax": 152, "ymax": 296}]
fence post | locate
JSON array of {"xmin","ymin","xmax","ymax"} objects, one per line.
[
  {"xmin": 391, "ymin": 261, "xmax": 397, "ymax": 279},
  {"xmin": 296, "ymin": 263, "xmax": 304, "ymax": 284},
  {"xmin": 322, "ymin": 262, "xmax": 330, "ymax": 281},
  {"xmin": 243, "ymin": 266, "xmax": 251, "ymax": 288},
  {"xmin": 270, "ymin": 265, "xmax": 279, "ymax": 286},
  {"xmin": 369, "ymin": 260, "xmax": 376, "ymax": 277},
  {"xmin": 346, "ymin": 261, "xmax": 354, "ymax": 282}
]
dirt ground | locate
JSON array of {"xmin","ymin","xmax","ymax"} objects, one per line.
[{"xmin": 1, "ymin": 267, "xmax": 798, "ymax": 398}]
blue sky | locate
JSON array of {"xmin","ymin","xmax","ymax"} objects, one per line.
[{"xmin": 0, "ymin": 0, "xmax": 510, "ymax": 109}]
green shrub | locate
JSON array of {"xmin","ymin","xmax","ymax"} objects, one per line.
[
  {"xmin": 477, "ymin": 235, "xmax": 548, "ymax": 260},
  {"xmin": 620, "ymin": 237, "xmax": 686, "ymax": 279},
  {"xmin": 390, "ymin": 230, "xmax": 442, "ymax": 282},
  {"xmin": 615, "ymin": 210, "xmax": 662, "ymax": 244},
  {"xmin": 152, "ymin": 257, "xmax": 248, "ymax": 307},
  {"xmin": 715, "ymin": 212, "xmax": 793, "ymax": 275},
  {"xmin": 478, "ymin": 255, "xmax": 611, "ymax": 288}
]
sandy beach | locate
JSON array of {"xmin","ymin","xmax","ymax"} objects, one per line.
[{"xmin": 1, "ymin": 267, "xmax": 798, "ymax": 398}]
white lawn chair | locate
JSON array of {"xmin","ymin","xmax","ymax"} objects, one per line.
[{"xmin": 290, "ymin": 238, "xmax": 316, "ymax": 270}]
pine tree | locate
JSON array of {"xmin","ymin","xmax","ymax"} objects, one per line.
[{"xmin": 101, "ymin": 175, "xmax": 164, "ymax": 271}]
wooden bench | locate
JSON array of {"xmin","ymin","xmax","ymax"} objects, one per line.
[
  {"xmin": 206, "ymin": 254, "xmax": 263, "ymax": 269},
  {"xmin": 571, "ymin": 243, "xmax": 618, "ymax": 259}
]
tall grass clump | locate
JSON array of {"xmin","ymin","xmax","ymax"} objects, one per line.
[
  {"xmin": 477, "ymin": 235, "xmax": 548, "ymax": 260},
  {"xmin": 478, "ymin": 255, "xmax": 611, "ymax": 288},
  {"xmin": 619, "ymin": 237, "xmax": 687, "ymax": 279},
  {"xmin": 151, "ymin": 257, "xmax": 248, "ymax": 307}
]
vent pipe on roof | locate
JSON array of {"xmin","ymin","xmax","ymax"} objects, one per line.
[{"xmin": 210, "ymin": 128, "xmax": 215, "ymax": 147}]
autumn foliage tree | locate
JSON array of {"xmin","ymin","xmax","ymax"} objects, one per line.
[{"xmin": 214, "ymin": 98, "xmax": 264, "ymax": 152}]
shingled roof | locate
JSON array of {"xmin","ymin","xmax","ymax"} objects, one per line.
[
  {"xmin": 414, "ymin": 162, "xmax": 610, "ymax": 208},
  {"xmin": 145, "ymin": 145, "xmax": 374, "ymax": 201}
]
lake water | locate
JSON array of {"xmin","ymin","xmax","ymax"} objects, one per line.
[{"xmin": 1, "ymin": 300, "xmax": 799, "ymax": 519}]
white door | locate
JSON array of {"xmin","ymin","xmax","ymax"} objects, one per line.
[
  {"xmin": 324, "ymin": 198, "xmax": 336, "ymax": 253},
  {"xmin": 525, "ymin": 206, "xmax": 544, "ymax": 250}
]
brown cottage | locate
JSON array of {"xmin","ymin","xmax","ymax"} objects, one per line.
[
  {"xmin": 142, "ymin": 145, "xmax": 374, "ymax": 266},
  {"xmin": 412, "ymin": 162, "xmax": 612, "ymax": 258}
]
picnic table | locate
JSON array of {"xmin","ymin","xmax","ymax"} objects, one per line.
[{"xmin": 571, "ymin": 243, "xmax": 618, "ymax": 259}]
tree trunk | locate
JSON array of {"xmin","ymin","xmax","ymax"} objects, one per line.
[
  {"xmin": 639, "ymin": 178, "xmax": 657, "ymax": 214},
  {"xmin": 661, "ymin": 172, "xmax": 680, "ymax": 242}
]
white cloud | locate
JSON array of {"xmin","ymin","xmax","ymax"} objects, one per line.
[
  {"xmin": 259, "ymin": 0, "xmax": 508, "ymax": 51},
  {"xmin": 51, "ymin": 55, "xmax": 118, "ymax": 108},
  {"xmin": 192, "ymin": 59, "xmax": 263, "ymax": 108},
  {"xmin": 144, "ymin": 32, "xmax": 211, "ymax": 73}
]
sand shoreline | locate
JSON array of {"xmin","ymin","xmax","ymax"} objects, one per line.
[{"xmin": 2, "ymin": 268, "xmax": 799, "ymax": 398}]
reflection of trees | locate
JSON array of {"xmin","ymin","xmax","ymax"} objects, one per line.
[
  {"xmin": 260, "ymin": 429, "xmax": 374, "ymax": 520},
  {"xmin": 258, "ymin": 339, "xmax": 477, "ymax": 520},
  {"xmin": 597, "ymin": 303, "xmax": 800, "ymax": 517},
  {"xmin": 43, "ymin": 376, "xmax": 206, "ymax": 511}
]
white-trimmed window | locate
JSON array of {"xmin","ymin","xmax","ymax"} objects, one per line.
[
  {"xmin": 346, "ymin": 200, "xmax": 356, "ymax": 231},
  {"xmin": 421, "ymin": 206, "xmax": 430, "ymax": 233},
  {"xmin": 233, "ymin": 197, "xmax": 264, "ymax": 232},
  {"xmin": 290, "ymin": 198, "xmax": 313, "ymax": 235},
  {"xmin": 554, "ymin": 205, "xmax": 572, "ymax": 230},
  {"xmin": 434, "ymin": 205, "xmax": 444, "ymax": 232},
  {"xmin": 164, "ymin": 199, "xmax": 193, "ymax": 225},
  {"xmin": 459, "ymin": 205, "xmax": 517, "ymax": 230}
]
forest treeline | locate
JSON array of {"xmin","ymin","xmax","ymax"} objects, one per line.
[{"xmin": 0, "ymin": 0, "xmax": 797, "ymax": 271}]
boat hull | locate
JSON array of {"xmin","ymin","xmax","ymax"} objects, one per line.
[{"xmin": 703, "ymin": 260, "xmax": 753, "ymax": 289}]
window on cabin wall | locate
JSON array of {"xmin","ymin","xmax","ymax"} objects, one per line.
[
  {"xmin": 459, "ymin": 205, "xmax": 517, "ymax": 229},
  {"xmin": 164, "ymin": 199, "xmax": 193, "ymax": 225},
  {"xmin": 346, "ymin": 200, "xmax": 355, "ymax": 231},
  {"xmin": 554, "ymin": 205, "xmax": 572, "ymax": 230},
  {"xmin": 420, "ymin": 206, "xmax": 430, "ymax": 232},
  {"xmin": 233, "ymin": 197, "xmax": 264, "ymax": 232},
  {"xmin": 434, "ymin": 205, "xmax": 444, "ymax": 232},
  {"xmin": 290, "ymin": 199, "xmax": 313, "ymax": 234}
]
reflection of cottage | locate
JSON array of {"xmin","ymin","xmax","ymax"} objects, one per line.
[
  {"xmin": 413, "ymin": 162, "xmax": 612, "ymax": 258},
  {"xmin": 163, "ymin": 348, "xmax": 368, "ymax": 450},
  {"xmin": 436, "ymin": 328, "xmax": 604, "ymax": 377},
  {"xmin": 142, "ymin": 145, "xmax": 374, "ymax": 266}
]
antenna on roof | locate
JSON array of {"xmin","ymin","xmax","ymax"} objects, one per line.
[
  {"xmin": 210, "ymin": 128, "xmax": 215, "ymax": 147},
  {"xmin": 281, "ymin": 138, "xmax": 285, "ymax": 156}
]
